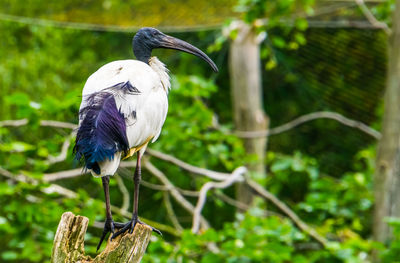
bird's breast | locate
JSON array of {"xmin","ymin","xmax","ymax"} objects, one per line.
[{"xmin": 125, "ymin": 87, "xmax": 168, "ymax": 149}]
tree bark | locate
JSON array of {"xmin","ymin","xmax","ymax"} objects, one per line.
[
  {"xmin": 51, "ymin": 212, "xmax": 152, "ymax": 263},
  {"xmin": 229, "ymin": 21, "xmax": 268, "ymax": 207},
  {"xmin": 373, "ymin": 0, "xmax": 400, "ymax": 247}
]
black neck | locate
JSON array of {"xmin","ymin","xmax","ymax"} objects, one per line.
[{"xmin": 132, "ymin": 37, "xmax": 152, "ymax": 64}]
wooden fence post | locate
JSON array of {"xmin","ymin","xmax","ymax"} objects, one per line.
[{"xmin": 51, "ymin": 212, "xmax": 152, "ymax": 263}]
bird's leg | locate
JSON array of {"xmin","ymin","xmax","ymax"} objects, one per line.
[
  {"xmin": 112, "ymin": 152, "xmax": 161, "ymax": 239},
  {"xmin": 97, "ymin": 175, "xmax": 116, "ymax": 251}
]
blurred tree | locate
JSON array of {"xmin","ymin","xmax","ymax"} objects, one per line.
[
  {"xmin": 224, "ymin": 0, "xmax": 315, "ymax": 206},
  {"xmin": 373, "ymin": 0, "xmax": 400, "ymax": 250},
  {"xmin": 229, "ymin": 21, "xmax": 268, "ymax": 206}
]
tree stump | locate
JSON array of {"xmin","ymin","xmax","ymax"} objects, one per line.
[{"xmin": 51, "ymin": 212, "xmax": 152, "ymax": 263}]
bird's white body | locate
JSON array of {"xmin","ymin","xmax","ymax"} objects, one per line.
[
  {"xmin": 76, "ymin": 28, "xmax": 218, "ymax": 248},
  {"xmin": 78, "ymin": 57, "xmax": 170, "ymax": 177}
]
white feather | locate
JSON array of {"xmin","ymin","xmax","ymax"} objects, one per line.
[{"xmin": 79, "ymin": 57, "xmax": 170, "ymax": 177}]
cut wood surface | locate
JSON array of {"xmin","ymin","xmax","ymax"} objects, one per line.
[{"xmin": 51, "ymin": 212, "xmax": 152, "ymax": 263}]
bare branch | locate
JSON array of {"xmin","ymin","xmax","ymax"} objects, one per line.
[
  {"xmin": 355, "ymin": 0, "xmax": 391, "ymax": 34},
  {"xmin": 307, "ymin": 20, "xmax": 390, "ymax": 29},
  {"xmin": 213, "ymin": 192, "xmax": 282, "ymax": 217},
  {"xmin": 43, "ymin": 168, "xmax": 87, "ymax": 182},
  {"xmin": 39, "ymin": 120, "xmax": 78, "ymax": 130},
  {"xmin": 0, "ymin": 167, "xmax": 77, "ymax": 198},
  {"xmin": 47, "ymin": 132, "xmax": 75, "ymax": 164},
  {"xmin": 141, "ymin": 179, "xmax": 199, "ymax": 197},
  {"xmin": 0, "ymin": 166, "xmax": 38, "ymax": 185},
  {"xmin": 0, "ymin": 119, "xmax": 28, "ymax": 127},
  {"xmin": 42, "ymin": 184, "xmax": 78, "ymax": 199},
  {"xmin": 192, "ymin": 167, "xmax": 247, "ymax": 233},
  {"xmin": 245, "ymin": 179, "xmax": 328, "ymax": 247},
  {"xmin": 146, "ymin": 149, "xmax": 230, "ymax": 181},
  {"xmin": 115, "ymin": 174, "xmax": 130, "ymax": 212},
  {"xmin": 143, "ymin": 160, "xmax": 210, "ymax": 230},
  {"xmin": 234, "ymin": 111, "xmax": 381, "ymax": 139},
  {"xmin": 323, "ymin": 0, "xmax": 387, "ymax": 2},
  {"xmin": 93, "ymin": 221, "xmax": 105, "ymax": 229},
  {"xmin": 213, "ymin": 191, "xmax": 250, "ymax": 211},
  {"xmin": 118, "ymin": 166, "xmax": 199, "ymax": 197},
  {"xmin": 43, "ymin": 161, "xmax": 137, "ymax": 182},
  {"xmin": 163, "ymin": 192, "xmax": 184, "ymax": 232},
  {"xmin": 0, "ymin": 119, "xmax": 78, "ymax": 129}
]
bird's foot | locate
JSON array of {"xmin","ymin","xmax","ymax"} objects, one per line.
[
  {"xmin": 97, "ymin": 217, "xmax": 117, "ymax": 251},
  {"xmin": 111, "ymin": 216, "xmax": 162, "ymax": 240}
]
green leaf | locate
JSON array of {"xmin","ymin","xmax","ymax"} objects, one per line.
[
  {"xmin": 2, "ymin": 251, "xmax": 18, "ymax": 260},
  {"xmin": 295, "ymin": 18, "xmax": 308, "ymax": 31},
  {"xmin": 270, "ymin": 158, "xmax": 292, "ymax": 172},
  {"xmin": 272, "ymin": 37, "xmax": 286, "ymax": 48},
  {"xmin": 0, "ymin": 142, "xmax": 35, "ymax": 152}
]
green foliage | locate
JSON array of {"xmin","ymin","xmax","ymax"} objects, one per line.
[
  {"xmin": 367, "ymin": 0, "xmax": 395, "ymax": 26},
  {"xmin": 208, "ymin": 0, "xmax": 315, "ymax": 70},
  {"xmin": 144, "ymin": 209, "xmax": 308, "ymax": 263},
  {"xmin": 381, "ymin": 218, "xmax": 400, "ymax": 262},
  {"xmin": 0, "ymin": 1, "xmax": 397, "ymax": 262},
  {"xmin": 236, "ymin": 0, "xmax": 315, "ymax": 70},
  {"xmin": 235, "ymin": 0, "xmax": 314, "ymax": 25}
]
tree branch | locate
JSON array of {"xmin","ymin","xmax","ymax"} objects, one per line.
[
  {"xmin": 163, "ymin": 192, "xmax": 184, "ymax": 232},
  {"xmin": 234, "ymin": 111, "xmax": 381, "ymax": 139},
  {"xmin": 47, "ymin": 132, "xmax": 75, "ymax": 164},
  {"xmin": 40, "ymin": 120, "xmax": 78, "ymax": 129},
  {"xmin": 118, "ymin": 166, "xmax": 199, "ymax": 197},
  {"xmin": 115, "ymin": 174, "xmax": 130, "ymax": 212},
  {"xmin": 355, "ymin": 0, "xmax": 391, "ymax": 34},
  {"xmin": 141, "ymin": 179, "xmax": 199, "ymax": 197},
  {"xmin": 245, "ymin": 179, "xmax": 328, "ymax": 247},
  {"xmin": 0, "ymin": 119, "xmax": 29, "ymax": 127},
  {"xmin": 213, "ymin": 191, "xmax": 250, "ymax": 211},
  {"xmin": 43, "ymin": 168, "xmax": 87, "ymax": 182},
  {"xmin": 143, "ymin": 160, "xmax": 210, "ymax": 230},
  {"xmin": 146, "ymin": 149, "xmax": 230, "ymax": 181},
  {"xmin": 0, "ymin": 118, "xmax": 77, "ymax": 129},
  {"xmin": 43, "ymin": 161, "xmax": 137, "ymax": 182},
  {"xmin": 192, "ymin": 167, "xmax": 247, "ymax": 233}
]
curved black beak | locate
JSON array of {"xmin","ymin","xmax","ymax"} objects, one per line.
[{"xmin": 159, "ymin": 35, "xmax": 218, "ymax": 73}]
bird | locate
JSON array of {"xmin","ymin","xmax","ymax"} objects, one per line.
[{"xmin": 73, "ymin": 27, "xmax": 218, "ymax": 251}]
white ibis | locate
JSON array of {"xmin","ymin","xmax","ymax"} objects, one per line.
[{"xmin": 74, "ymin": 27, "xmax": 218, "ymax": 250}]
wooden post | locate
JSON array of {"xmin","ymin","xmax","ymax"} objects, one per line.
[
  {"xmin": 51, "ymin": 212, "xmax": 152, "ymax": 263},
  {"xmin": 228, "ymin": 21, "xmax": 269, "ymax": 206}
]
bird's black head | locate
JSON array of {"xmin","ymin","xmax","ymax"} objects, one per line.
[{"xmin": 133, "ymin": 27, "xmax": 218, "ymax": 73}]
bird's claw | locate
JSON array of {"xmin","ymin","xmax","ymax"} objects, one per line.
[
  {"xmin": 96, "ymin": 218, "xmax": 116, "ymax": 251},
  {"xmin": 111, "ymin": 217, "xmax": 162, "ymax": 240},
  {"xmin": 111, "ymin": 217, "xmax": 137, "ymax": 239}
]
